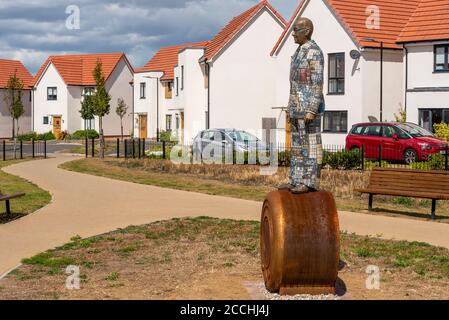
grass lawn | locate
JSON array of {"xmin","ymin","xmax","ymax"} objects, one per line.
[
  {"xmin": 0, "ymin": 217, "xmax": 448, "ymax": 300},
  {"xmin": 60, "ymin": 158, "xmax": 449, "ymax": 222},
  {"xmin": 0, "ymin": 160, "xmax": 52, "ymax": 224}
]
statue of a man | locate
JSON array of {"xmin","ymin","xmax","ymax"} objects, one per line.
[{"xmin": 279, "ymin": 17, "xmax": 325, "ymax": 194}]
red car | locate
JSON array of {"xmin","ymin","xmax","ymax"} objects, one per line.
[{"xmin": 346, "ymin": 122, "xmax": 448, "ymax": 164}]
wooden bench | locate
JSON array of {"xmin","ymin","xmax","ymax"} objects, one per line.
[
  {"xmin": 355, "ymin": 168, "xmax": 449, "ymax": 220},
  {"xmin": 0, "ymin": 190, "xmax": 25, "ymax": 216}
]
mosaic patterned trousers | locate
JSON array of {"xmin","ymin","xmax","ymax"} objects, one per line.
[{"xmin": 289, "ymin": 116, "xmax": 323, "ymax": 190}]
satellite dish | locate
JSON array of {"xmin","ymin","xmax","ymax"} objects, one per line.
[
  {"xmin": 368, "ymin": 116, "xmax": 379, "ymax": 123},
  {"xmin": 350, "ymin": 50, "xmax": 361, "ymax": 59}
]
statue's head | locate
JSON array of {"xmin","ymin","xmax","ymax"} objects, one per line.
[{"xmin": 292, "ymin": 17, "xmax": 314, "ymax": 45}]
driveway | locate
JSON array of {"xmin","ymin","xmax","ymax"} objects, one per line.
[{"xmin": 1, "ymin": 154, "xmax": 449, "ymax": 276}]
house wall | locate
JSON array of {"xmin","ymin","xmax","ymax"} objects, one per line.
[
  {"xmin": 133, "ymin": 71, "xmax": 173, "ymax": 139},
  {"xmin": 34, "ymin": 63, "xmax": 68, "ymax": 134},
  {"xmin": 102, "ymin": 57, "xmax": 133, "ymax": 137},
  {"xmin": 405, "ymin": 42, "xmax": 449, "ymax": 127},
  {"xmin": 0, "ymin": 89, "xmax": 32, "ymax": 138},
  {"xmin": 361, "ymin": 50, "xmax": 404, "ymax": 123},
  {"xmin": 174, "ymin": 48, "xmax": 208, "ymax": 144},
  {"xmin": 67, "ymin": 86, "xmax": 83, "ymax": 133},
  {"xmin": 273, "ymin": 0, "xmax": 404, "ymax": 146},
  {"xmin": 209, "ymin": 8, "xmax": 285, "ymax": 143}
]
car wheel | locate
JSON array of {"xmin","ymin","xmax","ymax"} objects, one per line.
[{"xmin": 404, "ymin": 149, "xmax": 418, "ymax": 164}]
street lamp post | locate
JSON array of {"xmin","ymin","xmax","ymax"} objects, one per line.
[{"xmin": 364, "ymin": 38, "xmax": 384, "ymax": 122}]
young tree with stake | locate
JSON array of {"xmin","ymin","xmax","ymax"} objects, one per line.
[
  {"xmin": 2, "ymin": 71, "xmax": 25, "ymax": 159},
  {"xmin": 80, "ymin": 94, "xmax": 95, "ymax": 137},
  {"xmin": 91, "ymin": 59, "xmax": 111, "ymax": 158},
  {"xmin": 116, "ymin": 98, "xmax": 128, "ymax": 142}
]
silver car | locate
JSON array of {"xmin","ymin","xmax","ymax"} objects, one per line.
[{"xmin": 192, "ymin": 129, "xmax": 269, "ymax": 161}]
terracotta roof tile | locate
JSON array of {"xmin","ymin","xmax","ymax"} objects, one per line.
[
  {"xmin": 0, "ymin": 59, "xmax": 34, "ymax": 89},
  {"xmin": 397, "ymin": 0, "xmax": 449, "ymax": 43},
  {"xmin": 33, "ymin": 53, "xmax": 130, "ymax": 86},
  {"xmin": 142, "ymin": 42, "xmax": 208, "ymax": 81},
  {"xmin": 272, "ymin": 0, "xmax": 419, "ymax": 55},
  {"xmin": 204, "ymin": 0, "xmax": 286, "ymax": 61}
]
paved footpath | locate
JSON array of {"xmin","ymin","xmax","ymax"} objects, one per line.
[{"xmin": 1, "ymin": 154, "xmax": 449, "ymax": 276}]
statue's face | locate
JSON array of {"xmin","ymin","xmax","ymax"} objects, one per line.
[{"xmin": 292, "ymin": 21, "xmax": 310, "ymax": 45}]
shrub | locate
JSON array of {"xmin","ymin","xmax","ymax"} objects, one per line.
[
  {"xmin": 323, "ymin": 149, "xmax": 362, "ymax": 170},
  {"xmin": 434, "ymin": 123, "xmax": 449, "ymax": 142},
  {"xmin": 58, "ymin": 130, "xmax": 71, "ymax": 141},
  {"xmin": 17, "ymin": 132, "xmax": 38, "ymax": 141},
  {"xmin": 411, "ymin": 154, "xmax": 446, "ymax": 170},
  {"xmin": 160, "ymin": 130, "xmax": 178, "ymax": 143},
  {"xmin": 71, "ymin": 130, "xmax": 99, "ymax": 140},
  {"xmin": 36, "ymin": 131, "xmax": 55, "ymax": 141}
]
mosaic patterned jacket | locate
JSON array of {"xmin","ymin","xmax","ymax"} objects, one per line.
[{"xmin": 288, "ymin": 40, "xmax": 325, "ymax": 118}]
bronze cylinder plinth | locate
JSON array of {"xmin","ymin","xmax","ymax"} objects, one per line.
[{"xmin": 260, "ymin": 190, "xmax": 340, "ymax": 295}]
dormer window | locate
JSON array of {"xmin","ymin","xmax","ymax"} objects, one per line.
[
  {"xmin": 83, "ymin": 87, "xmax": 95, "ymax": 96},
  {"xmin": 47, "ymin": 87, "xmax": 57, "ymax": 100}
]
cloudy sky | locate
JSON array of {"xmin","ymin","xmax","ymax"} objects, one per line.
[{"xmin": 0, "ymin": 0, "xmax": 297, "ymax": 74}]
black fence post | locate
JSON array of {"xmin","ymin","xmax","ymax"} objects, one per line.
[
  {"xmin": 124, "ymin": 140, "xmax": 128, "ymax": 159},
  {"xmin": 378, "ymin": 145, "xmax": 382, "ymax": 168},
  {"xmin": 245, "ymin": 140, "xmax": 249, "ymax": 165},
  {"xmin": 2, "ymin": 140, "xmax": 5, "ymax": 161},
  {"xmin": 138, "ymin": 138, "xmax": 141, "ymax": 159},
  {"xmin": 20, "ymin": 140, "xmax": 23, "ymax": 159},
  {"xmin": 162, "ymin": 141, "xmax": 166, "ymax": 160},
  {"xmin": 91, "ymin": 138, "xmax": 95, "ymax": 158},
  {"xmin": 44, "ymin": 140, "xmax": 47, "ymax": 159},
  {"xmin": 256, "ymin": 140, "xmax": 259, "ymax": 165},
  {"xmin": 117, "ymin": 138, "xmax": 120, "ymax": 159},
  {"xmin": 32, "ymin": 139, "xmax": 35, "ymax": 158},
  {"xmin": 142, "ymin": 139, "xmax": 145, "ymax": 158},
  {"xmin": 132, "ymin": 139, "xmax": 135, "ymax": 159},
  {"xmin": 361, "ymin": 144, "xmax": 365, "ymax": 171},
  {"xmin": 85, "ymin": 137, "xmax": 88, "ymax": 158},
  {"xmin": 444, "ymin": 145, "xmax": 449, "ymax": 171}
]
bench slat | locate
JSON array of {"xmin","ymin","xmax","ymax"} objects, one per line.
[
  {"xmin": 368, "ymin": 180, "xmax": 449, "ymax": 192},
  {"xmin": 355, "ymin": 188, "xmax": 449, "ymax": 200}
]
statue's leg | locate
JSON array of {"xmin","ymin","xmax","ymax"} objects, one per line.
[
  {"xmin": 289, "ymin": 118, "xmax": 307, "ymax": 187},
  {"xmin": 303, "ymin": 116, "xmax": 323, "ymax": 190}
]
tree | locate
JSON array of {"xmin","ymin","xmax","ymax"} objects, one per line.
[
  {"xmin": 116, "ymin": 98, "xmax": 128, "ymax": 142},
  {"xmin": 2, "ymin": 70, "xmax": 25, "ymax": 159},
  {"xmin": 91, "ymin": 59, "xmax": 111, "ymax": 158},
  {"xmin": 79, "ymin": 94, "xmax": 95, "ymax": 137}
]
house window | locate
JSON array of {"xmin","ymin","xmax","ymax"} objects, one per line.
[
  {"xmin": 419, "ymin": 109, "xmax": 449, "ymax": 132},
  {"xmin": 166, "ymin": 115, "xmax": 172, "ymax": 131},
  {"xmin": 165, "ymin": 82, "xmax": 173, "ymax": 99},
  {"xmin": 175, "ymin": 114, "xmax": 180, "ymax": 129},
  {"xmin": 43, "ymin": 116, "xmax": 49, "ymax": 125},
  {"xmin": 181, "ymin": 66, "xmax": 184, "ymax": 90},
  {"xmin": 29, "ymin": 91, "xmax": 32, "ymax": 102},
  {"xmin": 83, "ymin": 87, "xmax": 95, "ymax": 96},
  {"xmin": 323, "ymin": 111, "xmax": 348, "ymax": 133},
  {"xmin": 328, "ymin": 53, "xmax": 345, "ymax": 94},
  {"xmin": 176, "ymin": 77, "xmax": 179, "ymax": 96},
  {"xmin": 435, "ymin": 45, "xmax": 449, "ymax": 72},
  {"xmin": 47, "ymin": 87, "xmax": 57, "ymax": 100},
  {"xmin": 140, "ymin": 82, "xmax": 146, "ymax": 99},
  {"xmin": 85, "ymin": 118, "xmax": 95, "ymax": 130}
]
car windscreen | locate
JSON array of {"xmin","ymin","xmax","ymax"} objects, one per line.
[
  {"xmin": 227, "ymin": 131, "xmax": 259, "ymax": 142},
  {"xmin": 397, "ymin": 123, "xmax": 434, "ymax": 138}
]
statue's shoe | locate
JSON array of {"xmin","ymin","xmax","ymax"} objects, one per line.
[{"xmin": 277, "ymin": 184, "xmax": 316, "ymax": 194}]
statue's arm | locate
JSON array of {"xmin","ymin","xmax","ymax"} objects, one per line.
[{"xmin": 305, "ymin": 49, "xmax": 324, "ymax": 115}]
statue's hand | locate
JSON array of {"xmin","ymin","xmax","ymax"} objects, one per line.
[{"xmin": 304, "ymin": 112, "xmax": 316, "ymax": 126}]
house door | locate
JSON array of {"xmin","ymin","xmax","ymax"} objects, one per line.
[
  {"xmin": 53, "ymin": 116, "xmax": 62, "ymax": 138},
  {"xmin": 285, "ymin": 114, "xmax": 292, "ymax": 149},
  {"xmin": 262, "ymin": 118, "xmax": 277, "ymax": 147},
  {"xmin": 139, "ymin": 114, "xmax": 147, "ymax": 139}
]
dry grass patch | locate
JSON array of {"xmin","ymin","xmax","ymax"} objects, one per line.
[{"xmin": 0, "ymin": 217, "xmax": 449, "ymax": 300}]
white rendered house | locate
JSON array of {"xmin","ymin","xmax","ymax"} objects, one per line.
[
  {"xmin": 396, "ymin": 0, "xmax": 449, "ymax": 132},
  {"xmin": 135, "ymin": 1, "xmax": 287, "ymax": 144},
  {"xmin": 32, "ymin": 53, "xmax": 134, "ymax": 137},
  {"xmin": 271, "ymin": 0, "xmax": 418, "ymax": 146},
  {"xmin": 0, "ymin": 60, "xmax": 33, "ymax": 139}
]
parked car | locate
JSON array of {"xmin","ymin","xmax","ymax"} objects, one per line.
[
  {"xmin": 192, "ymin": 129, "xmax": 269, "ymax": 161},
  {"xmin": 346, "ymin": 122, "xmax": 448, "ymax": 164}
]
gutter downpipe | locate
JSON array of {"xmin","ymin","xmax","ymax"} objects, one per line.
[
  {"xmin": 404, "ymin": 45, "xmax": 409, "ymax": 114},
  {"xmin": 207, "ymin": 62, "xmax": 211, "ymax": 130}
]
